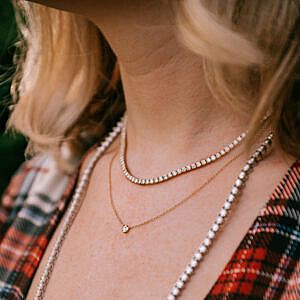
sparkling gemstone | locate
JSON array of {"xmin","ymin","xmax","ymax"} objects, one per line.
[
  {"xmin": 106, "ymin": 136, "xmax": 113, "ymax": 144},
  {"xmin": 220, "ymin": 208, "xmax": 227, "ymax": 216},
  {"xmin": 254, "ymin": 151, "xmax": 260, "ymax": 157},
  {"xmin": 180, "ymin": 272, "xmax": 188, "ymax": 282},
  {"xmin": 204, "ymin": 238, "xmax": 211, "ymax": 246},
  {"xmin": 122, "ymin": 224, "xmax": 130, "ymax": 233},
  {"xmin": 196, "ymin": 161, "xmax": 202, "ymax": 167},
  {"xmin": 216, "ymin": 216, "xmax": 223, "ymax": 225},
  {"xmin": 172, "ymin": 170, "xmax": 178, "ymax": 176},
  {"xmin": 220, "ymin": 149, "xmax": 226, "ymax": 155},
  {"xmin": 199, "ymin": 245, "xmax": 207, "ymax": 253},
  {"xmin": 110, "ymin": 130, "xmax": 117, "ymax": 137},
  {"xmin": 224, "ymin": 201, "xmax": 231, "ymax": 209},
  {"xmin": 191, "ymin": 163, "xmax": 197, "ymax": 169},
  {"xmin": 225, "ymin": 146, "xmax": 230, "ymax": 152},
  {"xmin": 235, "ymin": 179, "xmax": 243, "ymax": 187},
  {"xmin": 186, "ymin": 165, "xmax": 191, "ymax": 171},
  {"xmin": 233, "ymin": 139, "xmax": 238, "ymax": 145},
  {"xmin": 97, "ymin": 146, "xmax": 105, "ymax": 154},
  {"xmin": 231, "ymin": 186, "xmax": 239, "ymax": 195},
  {"xmin": 172, "ymin": 287, "xmax": 180, "ymax": 296},
  {"xmin": 167, "ymin": 294, "xmax": 175, "ymax": 300},
  {"xmin": 208, "ymin": 230, "xmax": 215, "ymax": 239},
  {"xmin": 264, "ymin": 139, "xmax": 271, "ymax": 145},
  {"xmin": 83, "ymin": 168, "xmax": 91, "ymax": 176},
  {"xmin": 239, "ymin": 171, "xmax": 246, "ymax": 180},
  {"xmin": 190, "ymin": 258, "xmax": 198, "ymax": 268},
  {"xmin": 212, "ymin": 223, "xmax": 219, "ymax": 232},
  {"xmin": 167, "ymin": 172, "xmax": 173, "ymax": 178},
  {"xmin": 186, "ymin": 265, "xmax": 193, "ymax": 274},
  {"xmin": 194, "ymin": 251, "xmax": 203, "ymax": 261},
  {"xmin": 103, "ymin": 140, "xmax": 109, "ymax": 147},
  {"xmin": 81, "ymin": 174, "xmax": 89, "ymax": 183},
  {"xmin": 229, "ymin": 143, "xmax": 234, "ymax": 148},
  {"xmin": 176, "ymin": 279, "xmax": 184, "ymax": 289},
  {"xmin": 201, "ymin": 159, "xmax": 206, "ymax": 165},
  {"xmin": 211, "ymin": 155, "xmax": 216, "ymax": 161},
  {"xmin": 228, "ymin": 194, "xmax": 235, "ymax": 202},
  {"xmin": 243, "ymin": 164, "xmax": 250, "ymax": 172},
  {"xmin": 206, "ymin": 157, "xmax": 211, "ymax": 163},
  {"xmin": 248, "ymin": 158, "xmax": 255, "ymax": 165},
  {"xmin": 181, "ymin": 167, "xmax": 187, "ymax": 172},
  {"xmin": 159, "ymin": 176, "xmax": 164, "ymax": 182},
  {"xmin": 216, "ymin": 152, "xmax": 221, "ymax": 158}
]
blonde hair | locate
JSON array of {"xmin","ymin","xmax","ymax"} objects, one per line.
[{"xmin": 9, "ymin": 0, "xmax": 300, "ymax": 171}]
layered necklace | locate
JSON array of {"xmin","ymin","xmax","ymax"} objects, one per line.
[{"xmin": 33, "ymin": 114, "xmax": 273, "ymax": 300}]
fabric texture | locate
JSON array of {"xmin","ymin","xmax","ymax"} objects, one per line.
[
  {"xmin": 0, "ymin": 150, "xmax": 299, "ymax": 299},
  {"xmin": 205, "ymin": 160, "xmax": 300, "ymax": 299},
  {"xmin": 0, "ymin": 155, "xmax": 77, "ymax": 299}
]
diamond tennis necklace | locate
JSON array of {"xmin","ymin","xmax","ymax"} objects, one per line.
[
  {"xmin": 120, "ymin": 115, "xmax": 247, "ymax": 185},
  {"xmin": 33, "ymin": 115, "xmax": 273, "ymax": 300},
  {"xmin": 112, "ymin": 149, "xmax": 245, "ymax": 234}
]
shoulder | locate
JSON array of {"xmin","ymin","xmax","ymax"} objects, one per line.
[
  {"xmin": 0, "ymin": 154, "xmax": 79, "ymax": 299},
  {"xmin": 3, "ymin": 153, "xmax": 76, "ymax": 199},
  {"xmin": 0, "ymin": 153, "xmax": 78, "ymax": 231},
  {"xmin": 271, "ymin": 158, "xmax": 300, "ymax": 202}
]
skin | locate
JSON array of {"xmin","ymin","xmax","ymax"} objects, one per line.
[{"xmin": 26, "ymin": 1, "xmax": 296, "ymax": 299}]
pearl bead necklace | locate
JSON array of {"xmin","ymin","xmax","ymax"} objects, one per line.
[
  {"xmin": 166, "ymin": 134, "xmax": 273, "ymax": 300},
  {"xmin": 120, "ymin": 115, "xmax": 247, "ymax": 185},
  {"xmin": 33, "ymin": 115, "xmax": 273, "ymax": 300},
  {"xmin": 33, "ymin": 119, "xmax": 125, "ymax": 300}
]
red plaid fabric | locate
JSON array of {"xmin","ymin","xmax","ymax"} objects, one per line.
[
  {"xmin": 0, "ymin": 152, "xmax": 299, "ymax": 299},
  {"xmin": 206, "ymin": 160, "xmax": 300, "ymax": 299},
  {"xmin": 0, "ymin": 155, "xmax": 77, "ymax": 299}
]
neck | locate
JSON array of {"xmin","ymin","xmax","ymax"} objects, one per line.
[
  {"xmin": 119, "ymin": 45, "xmax": 251, "ymax": 175},
  {"xmin": 91, "ymin": 1, "xmax": 253, "ymax": 174},
  {"xmin": 120, "ymin": 45, "xmax": 249, "ymax": 149}
]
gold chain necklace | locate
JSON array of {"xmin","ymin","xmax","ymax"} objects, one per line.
[{"xmin": 110, "ymin": 149, "xmax": 245, "ymax": 234}]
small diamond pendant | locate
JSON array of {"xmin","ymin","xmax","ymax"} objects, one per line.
[{"xmin": 122, "ymin": 224, "xmax": 130, "ymax": 233}]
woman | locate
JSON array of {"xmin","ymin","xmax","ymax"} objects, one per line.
[{"xmin": 0, "ymin": 0, "xmax": 299, "ymax": 299}]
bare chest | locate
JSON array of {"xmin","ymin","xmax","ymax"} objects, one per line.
[
  {"xmin": 26, "ymin": 203, "xmax": 260, "ymax": 298},
  {"xmin": 26, "ymin": 156, "xmax": 289, "ymax": 300}
]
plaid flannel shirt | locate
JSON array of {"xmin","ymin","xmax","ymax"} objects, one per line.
[{"xmin": 0, "ymin": 151, "xmax": 299, "ymax": 299}]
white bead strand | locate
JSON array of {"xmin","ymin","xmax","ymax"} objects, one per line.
[
  {"xmin": 166, "ymin": 133, "xmax": 273, "ymax": 299},
  {"xmin": 33, "ymin": 118, "xmax": 125, "ymax": 300}
]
